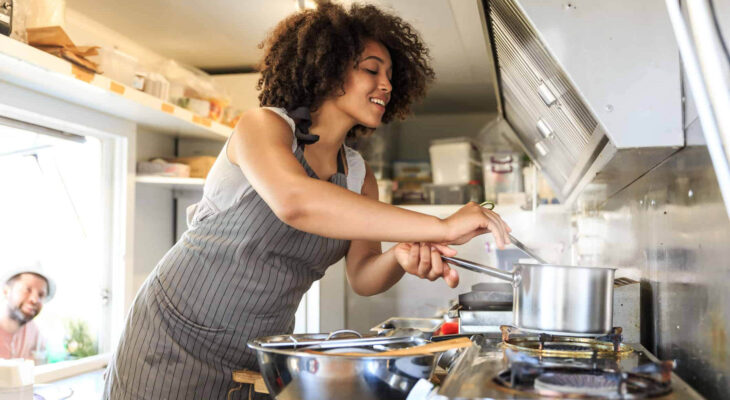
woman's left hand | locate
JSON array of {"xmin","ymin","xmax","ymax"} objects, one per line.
[{"xmin": 394, "ymin": 242, "xmax": 459, "ymax": 288}]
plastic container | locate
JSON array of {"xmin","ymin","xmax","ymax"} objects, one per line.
[
  {"xmin": 376, "ymin": 179, "xmax": 393, "ymax": 204},
  {"xmin": 429, "ymin": 138, "xmax": 481, "ymax": 184},
  {"xmin": 94, "ymin": 48, "xmax": 139, "ymax": 87},
  {"xmin": 392, "ymin": 161, "xmax": 430, "ymax": 182},
  {"xmin": 482, "ymin": 151, "xmax": 523, "ymax": 203},
  {"xmin": 0, "ymin": 359, "xmax": 33, "ymax": 400},
  {"xmin": 423, "ymin": 182, "xmax": 483, "ymax": 205}
]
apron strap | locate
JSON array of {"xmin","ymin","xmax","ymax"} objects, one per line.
[{"xmin": 286, "ymin": 106, "xmax": 319, "ymax": 149}]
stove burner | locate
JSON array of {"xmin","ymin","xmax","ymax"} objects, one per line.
[
  {"xmin": 500, "ymin": 325, "xmax": 633, "ymax": 358},
  {"xmin": 494, "ymin": 367, "xmax": 673, "ymax": 399},
  {"xmin": 534, "ymin": 372, "xmax": 619, "ymax": 396}
]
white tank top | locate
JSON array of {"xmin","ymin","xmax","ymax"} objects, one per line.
[{"xmin": 187, "ymin": 107, "xmax": 367, "ymax": 227}]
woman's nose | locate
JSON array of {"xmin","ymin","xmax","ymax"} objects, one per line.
[{"xmin": 380, "ymin": 75, "xmax": 392, "ymax": 93}]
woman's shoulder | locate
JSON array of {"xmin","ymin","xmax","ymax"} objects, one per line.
[
  {"xmin": 235, "ymin": 107, "xmax": 295, "ymax": 135},
  {"xmin": 229, "ymin": 107, "xmax": 299, "ymax": 156}
]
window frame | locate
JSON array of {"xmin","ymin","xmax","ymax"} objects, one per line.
[{"xmin": 0, "ymin": 83, "xmax": 137, "ymax": 381}]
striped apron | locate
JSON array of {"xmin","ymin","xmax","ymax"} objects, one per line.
[{"xmin": 104, "ymin": 117, "xmax": 352, "ymax": 399}]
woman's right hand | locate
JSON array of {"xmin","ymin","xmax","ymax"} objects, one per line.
[{"xmin": 441, "ymin": 202, "xmax": 511, "ymax": 248}]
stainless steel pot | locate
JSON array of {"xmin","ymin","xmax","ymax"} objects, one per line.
[
  {"xmin": 442, "ymin": 256, "xmax": 615, "ymax": 336},
  {"xmin": 247, "ymin": 333, "xmax": 437, "ymax": 400}
]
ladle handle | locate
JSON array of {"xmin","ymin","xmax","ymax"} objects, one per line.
[
  {"xmin": 441, "ymin": 256, "xmax": 514, "ymax": 282},
  {"xmin": 316, "ymin": 337, "xmax": 473, "ymax": 357},
  {"xmin": 508, "ymin": 234, "xmax": 548, "ymax": 264}
]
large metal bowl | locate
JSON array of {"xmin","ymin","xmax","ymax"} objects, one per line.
[{"xmin": 248, "ymin": 333, "xmax": 437, "ymax": 400}]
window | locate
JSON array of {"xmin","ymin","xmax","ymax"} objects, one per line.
[{"xmin": 1, "ymin": 123, "xmax": 111, "ymax": 365}]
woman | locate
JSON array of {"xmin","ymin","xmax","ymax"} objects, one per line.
[{"xmin": 104, "ymin": 3, "xmax": 510, "ymax": 399}]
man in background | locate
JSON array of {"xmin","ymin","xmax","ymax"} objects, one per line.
[{"xmin": 0, "ymin": 267, "xmax": 55, "ymax": 362}]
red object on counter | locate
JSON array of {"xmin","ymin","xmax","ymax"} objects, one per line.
[{"xmin": 439, "ymin": 321, "xmax": 459, "ymax": 335}]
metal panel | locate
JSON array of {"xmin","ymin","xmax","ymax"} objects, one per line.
[{"xmin": 586, "ymin": 146, "xmax": 730, "ymax": 399}]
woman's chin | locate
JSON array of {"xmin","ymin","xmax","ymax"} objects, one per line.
[{"xmin": 360, "ymin": 118, "xmax": 383, "ymax": 129}]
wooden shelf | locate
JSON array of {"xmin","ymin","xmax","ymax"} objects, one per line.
[
  {"xmin": 0, "ymin": 36, "xmax": 230, "ymax": 141},
  {"xmin": 135, "ymin": 176, "xmax": 205, "ymax": 190}
]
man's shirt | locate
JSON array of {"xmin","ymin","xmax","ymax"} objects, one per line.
[{"xmin": 0, "ymin": 321, "xmax": 41, "ymax": 361}]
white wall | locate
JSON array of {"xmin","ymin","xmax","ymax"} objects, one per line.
[
  {"xmin": 211, "ymin": 73, "xmax": 261, "ymax": 111},
  {"xmin": 132, "ymin": 130, "xmax": 176, "ymax": 290},
  {"xmin": 64, "ymin": 8, "xmax": 168, "ymax": 68}
]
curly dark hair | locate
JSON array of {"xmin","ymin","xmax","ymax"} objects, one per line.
[{"xmin": 257, "ymin": 2, "xmax": 435, "ymax": 137}]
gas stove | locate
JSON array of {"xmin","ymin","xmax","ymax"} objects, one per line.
[{"xmin": 424, "ymin": 326, "xmax": 704, "ymax": 399}]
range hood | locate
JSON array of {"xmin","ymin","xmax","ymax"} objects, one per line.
[{"xmin": 480, "ymin": 0, "xmax": 683, "ymax": 204}]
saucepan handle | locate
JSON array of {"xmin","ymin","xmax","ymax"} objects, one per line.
[{"xmin": 441, "ymin": 256, "xmax": 515, "ymax": 283}]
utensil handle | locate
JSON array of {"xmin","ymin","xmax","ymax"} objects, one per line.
[
  {"xmin": 508, "ymin": 234, "xmax": 548, "ymax": 264},
  {"xmin": 323, "ymin": 337, "xmax": 473, "ymax": 357},
  {"xmin": 441, "ymin": 256, "xmax": 514, "ymax": 282}
]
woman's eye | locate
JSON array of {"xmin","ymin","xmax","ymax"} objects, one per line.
[{"xmin": 365, "ymin": 69, "xmax": 378, "ymax": 75}]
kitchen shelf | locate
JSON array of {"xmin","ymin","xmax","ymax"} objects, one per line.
[
  {"xmin": 0, "ymin": 35, "xmax": 230, "ymax": 141},
  {"xmin": 135, "ymin": 176, "xmax": 205, "ymax": 190}
]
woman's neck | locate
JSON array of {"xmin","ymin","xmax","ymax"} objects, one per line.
[{"xmin": 308, "ymin": 102, "xmax": 355, "ymax": 152}]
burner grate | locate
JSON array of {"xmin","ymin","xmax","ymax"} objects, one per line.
[{"xmin": 499, "ymin": 325, "xmax": 633, "ymax": 358}]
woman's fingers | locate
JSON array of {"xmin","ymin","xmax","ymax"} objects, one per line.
[
  {"xmin": 444, "ymin": 267, "xmax": 459, "ymax": 288},
  {"xmin": 432, "ymin": 243, "xmax": 456, "ymax": 257},
  {"xmin": 396, "ymin": 242, "xmax": 460, "ymax": 287},
  {"xmin": 417, "ymin": 242, "xmax": 431, "ymax": 278},
  {"xmin": 481, "ymin": 209, "xmax": 510, "ymax": 249},
  {"xmin": 427, "ymin": 246, "xmax": 444, "ymax": 281},
  {"xmin": 406, "ymin": 242, "xmax": 419, "ymax": 274}
]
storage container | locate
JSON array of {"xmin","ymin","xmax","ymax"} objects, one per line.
[
  {"xmin": 429, "ymin": 138, "xmax": 481, "ymax": 184},
  {"xmin": 423, "ymin": 182, "xmax": 482, "ymax": 205},
  {"xmin": 93, "ymin": 48, "xmax": 139, "ymax": 87},
  {"xmin": 392, "ymin": 161, "xmax": 431, "ymax": 182},
  {"xmin": 376, "ymin": 179, "xmax": 393, "ymax": 204},
  {"xmin": 137, "ymin": 159, "xmax": 190, "ymax": 177},
  {"xmin": 482, "ymin": 151, "xmax": 523, "ymax": 203},
  {"xmin": 171, "ymin": 156, "xmax": 217, "ymax": 178},
  {"xmin": 0, "ymin": 359, "xmax": 33, "ymax": 400}
]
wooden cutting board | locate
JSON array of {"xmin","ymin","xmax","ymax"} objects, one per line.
[{"xmin": 232, "ymin": 369, "xmax": 269, "ymax": 394}]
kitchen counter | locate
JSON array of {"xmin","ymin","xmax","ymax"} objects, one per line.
[{"xmin": 34, "ymin": 368, "xmax": 105, "ymax": 399}]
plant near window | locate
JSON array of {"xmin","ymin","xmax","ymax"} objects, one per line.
[{"xmin": 64, "ymin": 319, "xmax": 98, "ymax": 358}]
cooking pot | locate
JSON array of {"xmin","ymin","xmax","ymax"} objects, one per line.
[
  {"xmin": 442, "ymin": 256, "xmax": 615, "ymax": 336},
  {"xmin": 248, "ymin": 332, "xmax": 458, "ymax": 400}
]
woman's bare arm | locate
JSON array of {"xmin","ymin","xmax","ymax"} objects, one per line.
[{"xmin": 228, "ymin": 108, "xmax": 508, "ymax": 245}]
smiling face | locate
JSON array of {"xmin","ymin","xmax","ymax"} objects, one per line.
[
  {"xmin": 3, "ymin": 273, "xmax": 48, "ymax": 324},
  {"xmin": 331, "ymin": 39, "xmax": 393, "ymax": 129}
]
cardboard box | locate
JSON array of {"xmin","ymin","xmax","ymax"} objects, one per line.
[{"xmin": 171, "ymin": 156, "xmax": 217, "ymax": 178}]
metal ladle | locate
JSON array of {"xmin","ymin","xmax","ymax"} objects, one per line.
[{"xmin": 480, "ymin": 201, "xmax": 548, "ymax": 264}]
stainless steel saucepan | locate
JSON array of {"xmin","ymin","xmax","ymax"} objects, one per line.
[{"xmin": 442, "ymin": 256, "xmax": 615, "ymax": 336}]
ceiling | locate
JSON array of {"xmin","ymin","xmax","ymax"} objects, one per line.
[{"xmin": 65, "ymin": 0, "xmax": 497, "ymax": 114}]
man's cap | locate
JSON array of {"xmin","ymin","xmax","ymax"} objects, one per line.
[{"xmin": 2, "ymin": 263, "xmax": 56, "ymax": 302}]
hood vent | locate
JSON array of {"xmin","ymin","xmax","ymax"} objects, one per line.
[
  {"xmin": 483, "ymin": 0, "xmax": 682, "ymax": 203},
  {"xmin": 488, "ymin": 0, "xmax": 601, "ymax": 196}
]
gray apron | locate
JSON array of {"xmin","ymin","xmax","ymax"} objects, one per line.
[{"xmin": 104, "ymin": 111, "xmax": 351, "ymax": 399}]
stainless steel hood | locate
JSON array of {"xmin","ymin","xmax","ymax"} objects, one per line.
[{"xmin": 480, "ymin": 0, "xmax": 683, "ymax": 204}]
